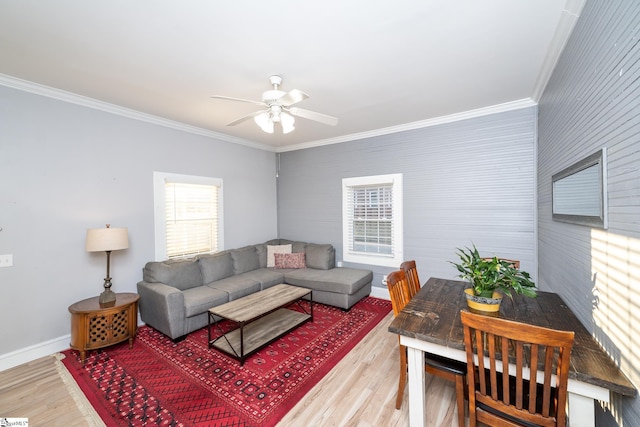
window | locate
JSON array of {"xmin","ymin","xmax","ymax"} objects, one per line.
[
  {"xmin": 552, "ymin": 148, "xmax": 607, "ymax": 228},
  {"xmin": 342, "ymin": 173, "xmax": 403, "ymax": 267},
  {"xmin": 153, "ymin": 172, "xmax": 224, "ymax": 260}
]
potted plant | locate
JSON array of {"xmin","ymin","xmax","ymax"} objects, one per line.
[{"xmin": 452, "ymin": 245, "xmax": 536, "ymax": 311}]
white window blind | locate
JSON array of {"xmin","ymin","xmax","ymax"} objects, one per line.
[
  {"xmin": 347, "ymin": 184, "xmax": 394, "ymax": 255},
  {"xmin": 342, "ymin": 174, "xmax": 403, "ymax": 267},
  {"xmin": 153, "ymin": 172, "xmax": 223, "ymax": 260},
  {"xmin": 165, "ymin": 182, "xmax": 219, "ymax": 258}
]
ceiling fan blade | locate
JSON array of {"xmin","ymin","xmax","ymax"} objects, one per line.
[
  {"xmin": 289, "ymin": 107, "xmax": 338, "ymax": 126},
  {"xmin": 211, "ymin": 95, "xmax": 266, "ymax": 107},
  {"xmin": 278, "ymin": 89, "xmax": 309, "ymax": 107},
  {"xmin": 226, "ymin": 110, "xmax": 264, "ymax": 126}
]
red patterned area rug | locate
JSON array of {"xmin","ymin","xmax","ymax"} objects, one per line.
[{"xmin": 61, "ymin": 296, "xmax": 391, "ymax": 427}]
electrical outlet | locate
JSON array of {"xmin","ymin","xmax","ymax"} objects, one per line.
[{"xmin": 0, "ymin": 254, "xmax": 13, "ymax": 267}]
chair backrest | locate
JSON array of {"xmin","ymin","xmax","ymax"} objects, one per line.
[
  {"xmin": 460, "ymin": 310, "xmax": 574, "ymax": 427},
  {"xmin": 386, "ymin": 270, "xmax": 411, "ymax": 317},
  {"xmin": 481, "ymin": 257, "xmax": 520, "ymax": 269},
  {"xmin": 400, "ymin": 260, "xmax": 421, "ymax": 298}
]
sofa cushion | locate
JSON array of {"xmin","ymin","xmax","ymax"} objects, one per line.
[
  {"xmin": 237, "ymin": 268, "xmax": 286, "ymax": 290},
  {"xmin": 198, "ymin": 251, "xmax": 234, "ymax": 283},
  {"xmin": 231, "ymin": 246, "xmax": 260, "ymax": 274},
  {"xmin": 266, "ymin": 244, "xmax": 292, "ymax": 267},
  {"xmin": 274, "ymin": 252, "xmax": 306, "ymax": 269},
  {"xmin": 292, "ymin": 241, "xmax": 307, "ymax": 253},
  {"xmin": 255, "ymin": 243, "xmax": 268, "ymax": 268},
  {"xmin": 182, "ymin": 285, "xmax": 229, "ymax": 317},
  {"xmin": 143, "ymin": 259, "xmax": 202, "ymax": 291},
  {"xmin": 305, "ymin": 243, "xmax": 335, "ymax": 270},
  {"xmin": 284, "ymin": 267, "xmax": 372, "ymax": 294},
  {"xmin": 206, "ymin": 275, "xmax": 261, "ymax": 301},
  {"xmin": 276, "ymin": 239, "xmax": 306, "ymax": 253}
]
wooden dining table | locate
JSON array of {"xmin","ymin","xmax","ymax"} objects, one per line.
[{"xmin": 388, "ymin": 277, "xmax": 636, "ymax": 427}]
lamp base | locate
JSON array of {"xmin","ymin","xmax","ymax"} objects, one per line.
[{"xmin": 99, "ymin": 288, "xmax": 116, "ymax": 308}]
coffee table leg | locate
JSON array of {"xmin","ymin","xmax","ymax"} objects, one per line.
[
  {"xmin": 240, "ymin": 323, "xmax": 245, "ymax": 365},
  {"xmin": 207, "ymin": 311, "xmax": 212, "ymax": 348}
]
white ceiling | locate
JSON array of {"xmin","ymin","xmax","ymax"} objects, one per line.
[{"xmin": 0, "ymin": 1, "xmax": 584, "ymax": 152}]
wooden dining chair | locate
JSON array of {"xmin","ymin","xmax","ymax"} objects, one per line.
[
  {"xmin": 481, "ymin": 257, "xmax": 520, "ymax": 269},
  {"xmin": 460, "ymin": 310, "xmax": 575, "ymax": 427},
  {"xmin": 386, "ymin": 270, "xmax": 467, "ymax": 427},
  {"xmin": 400, "ymin": 260, "xmax": 421, "ymax": 297}
]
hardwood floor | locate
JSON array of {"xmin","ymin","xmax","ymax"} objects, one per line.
[
  {"xmin": 0, "ymin": 354, "xmax": 104, "ymax": 426},
  {"xmin": 0, "ymin": 312, "xmax": 464, "ymax": 426},
  {"xmin": 278, "ymin": 312, "xmax": 462, "ymax": 426}
]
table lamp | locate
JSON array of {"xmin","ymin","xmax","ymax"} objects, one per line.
[{"xmin": 86, "ymin": 224, "xmax": 129, "ymax": 307}]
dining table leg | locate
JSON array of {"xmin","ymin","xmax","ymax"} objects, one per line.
[{"xmin": 406, "ymin": 346, "xmax": 426, "ymax": 427}]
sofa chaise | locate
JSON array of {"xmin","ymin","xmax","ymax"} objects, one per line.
[{"xmin": 137, "ymin": 239, "xmax": 373, "ymax": 340}]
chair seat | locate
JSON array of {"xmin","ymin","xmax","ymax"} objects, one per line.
[
  {"xmin": 426, "ymin": 353, "xmax": 466, "ymax": 376},
  {"xmin": 476, "ymin": 370, "xmax": 560, "ymax": 427},
  {"xmin": 478, "ymin": 403, "xmax": 542, "ymax": 427}
]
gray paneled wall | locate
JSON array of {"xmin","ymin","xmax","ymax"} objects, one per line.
[
  {"xmin": 277, "ymin": 107, "xmax": 537, "ymax": 291},
  {"xmin": 538, "ymin": 0, "xmax": 640, "ymax": 424}
]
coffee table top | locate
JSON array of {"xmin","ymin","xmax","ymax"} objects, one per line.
[{"xmin": 208, "ymin": 283, "xmax": 311, "ymax": 322}]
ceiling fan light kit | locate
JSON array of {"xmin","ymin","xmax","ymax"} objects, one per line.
[{"xmin": 212, "ymin": 75, "xmax": 338, "ymax": 135}]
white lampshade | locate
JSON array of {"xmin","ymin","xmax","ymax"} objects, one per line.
[
  {"xmin": 254, "ymin": 112, "xmax": 274, "ymax": 134},
  {"xmin": 254, "ymin": 106, "xmax": 297, "ymax": 134},
  {"xmin": 280, "ymin": 112, "xmax": 295, "ymax": 134},
  {"xmin": 86, "ymin": 226, "xmax": 129, "ymax": 252}
]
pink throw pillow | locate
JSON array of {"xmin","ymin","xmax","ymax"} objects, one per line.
[{"xmin": 274, "ymin": 252, "xmax": 306, "ymax": 269}]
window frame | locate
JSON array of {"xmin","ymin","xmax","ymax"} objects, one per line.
[
  {"xmin": 153, "ymin": 171, "xmax": 224, "ymax": 261},
  {"xmin": 342, "ymin": 173, "xmax": 403, "ymax": 267},
  {"xmin": 552, "ymin": 148, "xmax": 608, "ymax": 229}
]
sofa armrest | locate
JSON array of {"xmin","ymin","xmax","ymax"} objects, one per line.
[{"xmin": 137, "ymin": 281, "xmax": 186, "ymax": 339}]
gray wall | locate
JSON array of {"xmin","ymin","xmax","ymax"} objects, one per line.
[
  {"xmin": 278, "ymin": 107, "xmax": 537, "ymax": 291},
  {"xmin": 538, "ymin": 0, "xmax": 640, "ymax": 424},
  {"xmin": 0, "ymin": 85, "xmax": 278, "ymax": 359}
]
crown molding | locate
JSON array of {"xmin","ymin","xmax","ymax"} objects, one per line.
[
  {"xmin": 276, "ymin": 98, "xmax": 537, "ymax": 153},
  {"xmin": 531, "ymin": 0, "xmax": 586, "ymax": 102},
  {"xmin": 2, "ymin": 73, "xmax": 537, "ymax": 154},
  {"xmin": 0, "ymin": 73, "xmax": 271, "ymax": 151}
]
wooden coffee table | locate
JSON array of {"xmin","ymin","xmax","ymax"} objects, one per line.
[{"xmin": 207, "ymin": 284, "xmax": 313, "ymax": 365}]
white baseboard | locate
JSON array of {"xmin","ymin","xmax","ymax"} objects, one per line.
[
  {"xmin": 0, "ymin": 316, "xmax": 146, "ymax": 372},
  {"xmin": 1, "ymin": 299, "xmax": 390, "ymax": 372},
  {"xmin": 0, "ymin": 334, "xmax": 70, "ymax": 372},
  {"xmin": 371, "ymin": 285, "xmax": 389, "ymax": 300}
]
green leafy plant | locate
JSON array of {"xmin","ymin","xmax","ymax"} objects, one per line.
[{"xmin": 451, "ymin": 245, "xmax": 537, "ymax": 299}]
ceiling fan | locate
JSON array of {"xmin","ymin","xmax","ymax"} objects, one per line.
[{"xmin": 211, "ymin": 75, "xmax": 338, "ymax": 134}]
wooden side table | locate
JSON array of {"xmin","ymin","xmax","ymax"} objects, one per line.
[{"xmin": 68, "ymin": 292, "xmax": 139, "ymax": 365}]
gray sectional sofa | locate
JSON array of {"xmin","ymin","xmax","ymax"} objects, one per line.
[{"xmin": 137, "ymin": 239, "xmax": 373, "ymax": 340}]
